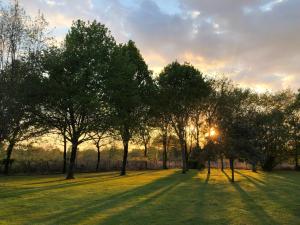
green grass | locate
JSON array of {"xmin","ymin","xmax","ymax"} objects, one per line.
[{"xmin": 0, "ymin": 169, "xmax": 300, "ymax": 225}]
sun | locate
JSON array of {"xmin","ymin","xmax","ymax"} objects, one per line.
[
  {"xmin": 210, "ymin": 128, "xmax": 217, "ymax": 137},
  {"xmin": 204, "ymin": 127, "xmax": 218, "ymax": 138}
]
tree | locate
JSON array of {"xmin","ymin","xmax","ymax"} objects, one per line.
[
  {"xmin": 89, "ymin": 121, "xmax": 112, "ymax": 172},
  {"xmin": 217, "ymin": 87, "xmax": 251, "ymax": 182},
  {"xmin": 0, "ymin": 1, "xmax": 49, "ymax": 174},
  {"xmin": 286, "ymin": 90, "xmax": 300, "ymax": 170},
  {"xmin": 105, "ymin": 40, "xmax": 154, "ymax": 176},
  {"xmin": 38, "ymin": 20, "xmax": 116, "ymax": 179},
  {"xmin": 254, "ymin": 91, "xmax": 291, "ymax": 171},
  {"xmin": 134, "ymin": 112, "xmax": 153, "ymax": 159},
  {"xmin": 62, "ymin": 121, "xmax": 68, "ymax": 173},
  {"xmin": 90, "ymin": 132, "xmax": 110, "ymax": 171},
  {"xmin": 203, "ymin": 138, "xmax": 218, "ymax": 174},
  {"xmin": 1, "ymin": 60, "xmax": 46, "ymax": 174},
  {"xmin": 201, "ymin": 77, "xmax": 230, "ymax": 173},
  {"xmin": 152, "ymin": 80, "xmax": 172, "ymax": 169},
  {"xmin": 158, "ymin": 62, "xmax": 211, "ymax": 173}
]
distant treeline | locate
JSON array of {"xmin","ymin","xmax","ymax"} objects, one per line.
[{"xmin": 0, "ymin": 1, "xmax": 299, "ymax": 182}]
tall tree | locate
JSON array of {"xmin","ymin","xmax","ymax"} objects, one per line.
[
  {"xmin": 217, "ymin": 87, "xmax": 251, "ymax": 182},
  {"xmin": 201, "ymin": 78, "xmax": 230, "ymax": 172},
  {"xmin": 105, "ymin": 40, "xmax": 154, "ymax": 176},
  {"xmin": 254, "ymin": 91, "xmax": 291, "ymax": 171},
  {"xmin": 0, "ymin": 1, "xmax": 49, "ymax": 174},
  {"xmin": 38, "ymin": 20, "xmax": 115, "ymax": 179},
  {"xmin": 89, "ymin": 120, "xmax": 112, "ymax": 172},
  {"xmin": 153, "ymin": 80, "xmax": 172, "ymax": 169},
  {"xmin": 158, "ymin": 62, "xmax": 211, "ymax": 173},
  {"xmin": 286, "ymin": 90, "xmax": 300, "ymax": 170}
]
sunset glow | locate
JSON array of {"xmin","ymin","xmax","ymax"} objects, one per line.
[{"xmin": 20, "ymin": 0, "xmax": 300, "ymax": 91}]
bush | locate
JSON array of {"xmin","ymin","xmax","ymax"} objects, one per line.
[
  {"xmin": 261, "ymin": 156, "xmax": 277, "ymax": 171},
  {"xmin": 188, "ymin": 160, "xmax": 205, "ymax": 170}
]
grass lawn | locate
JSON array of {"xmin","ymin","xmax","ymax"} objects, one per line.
[{"xmin": 0, "ymin": 169, "xmax": 300, "ymax": 225}]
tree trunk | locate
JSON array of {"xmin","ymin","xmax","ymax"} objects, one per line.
[
  {"xmin": 230, "ymin": 158, "xmax": 234, "ymax": 182},
  {"xmin": 184, "ymin": 134, "xmax": 189, "ymax": 171},
  {"xmin": 96, "ymin": 144, "xmax": 100, "ymax": 172},
  {"xmin": 66, "ymin": 141, "xmax": 78, "ymax": 179},
  {"xmin": 185, "ymin": 140, "xmax": 189, "ymax": 171},
  {"xmin": 63, "ymin": 133, "xmax": 67, "ymax": 174},
  {"xmin": 196, "ymin": 125, "xmax": 200, "ymax": 148},
  {"xmin": 120, "ymin": 140, "xmax": 129, "ymax": 176},
  {"xmin": 144, "ymin": 143, "xmax": 148, "ymax": 169},
  {"xmin": 252, "ymin": 162, "xmax": 257, "ymax": 172},
  {"xmin": 4, "ymin": 141, "xmax": 15, "ymax": 175},
  {"xmin": 180, "ymin": 138, "xmax": 187, "ymax": 174},
  {"xmin": 162, "ymin": 133, "xmax": 168, "ymax": 169},
  {"xmin": 144, "ymin": 143, "xmax": 147, "ymax": 157},
  {"xmin": 295, "ymin": 145, "xmax": 299, "ymax": 170},
  {"xmin": 208, "ymin": 158, "xmax": 211, "ymax": 174},
  {"xmin": 220, "ymin": 155, "xmax": 224, "ymax": 171}
]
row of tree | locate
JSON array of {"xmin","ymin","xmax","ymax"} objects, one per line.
[{"xmin": 0, "ymin": 1, "xmax": 299, "ymax": 181}]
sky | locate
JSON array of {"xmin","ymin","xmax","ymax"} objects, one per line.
[{"xmin": 20, "ymin": 0, "xmax": 300, "ymax": 92}]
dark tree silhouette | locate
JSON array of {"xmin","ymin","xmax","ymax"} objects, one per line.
[
  {"xmin": 38, "ymin": 20, "xmax": 115, "ymax": 179},
  {"xmin": 105, "ymin": 40, "xmax": 154, "ymax": 176},
  {"xmin": 158, "ymin": 62, "xmax": 211, "ymax": 174}
]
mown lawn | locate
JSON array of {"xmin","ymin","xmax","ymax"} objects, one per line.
[{"xmin": 0, "ymin": 169, "xmax": 299, "ymax": 225}]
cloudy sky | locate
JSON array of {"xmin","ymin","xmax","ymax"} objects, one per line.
[{"xmin": 20, "ymin": 0, "xmax": 300, "ymax": 92}]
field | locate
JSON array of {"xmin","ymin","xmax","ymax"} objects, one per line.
[{"xmin": 0, "ymin": 169, "xmax": 300, "ymax": 225}]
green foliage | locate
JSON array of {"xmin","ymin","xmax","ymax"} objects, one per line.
[
  {"xmin": 0, "ymin": 1, "xmax": 49, "ymax": 174},
  {"xmin": 254, "ymin": 92, "xmax": 292, "ymax": 170},
  {"xmin": 38, "ymin": 20, "xmax": 117, "ymax": 178},
  {"xmin": 158, "ymin": 62, "xmax": 210, "ymax": 117},
  {"xmin": 158, "ymin": 62, "xmax": 211, "ymax": 172},
  {"xmin": 105, "ymin": 40, "xmax": 153, "ymax": 139},
  {"xmin": 104, "ymin": 40, "xmax": 154, "ymax": 174}
]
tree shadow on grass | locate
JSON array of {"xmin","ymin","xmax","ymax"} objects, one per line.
[
  {"xmin": 222, "ymin": 170, "xmax": 277, "ymax": 225},
  {"xmin": 235, "ymin": 170, "xmax": 300, "ymax": 220},
  {"xmin": 205, "ymin": 172, "xmax": 210, "ymax": 183},
  {"xmin": 266, "ymin": 172, "xmax": 300, "ymax": 187},
  {"xmin": 235, "ymin": 171, "xmax": 266, "ymax": 186},
  {"xmin": 235, "ymin": 170, "xmax": 300, "ymax": 187},
  {"xmin": 99, "ymin": 170, "xmax": 234, "ymax": 225},
  {"xmin": 221, "ymin": 170, "xmax": 232, "ymax": 182},
  {"xmin": 98, "ymin": 170, "xmax": 208, "ymax": 225},
  {"xmin": 0, "ymin": 172, "xmax": 149, "ymax": 199},
  {"xmin": 30, "ymin": 170, "xmax": 189, "ymax": 224}
]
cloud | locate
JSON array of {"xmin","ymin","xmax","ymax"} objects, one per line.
[{"xmin": 18, "ymin": 0, "xmax": 300, "ymax": 92}]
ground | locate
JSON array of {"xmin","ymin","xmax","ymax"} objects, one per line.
[{"xmin": 0, "ymin": 169, "xmax": 299, "ymax": 225}]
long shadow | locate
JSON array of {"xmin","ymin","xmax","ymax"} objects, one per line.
[
  {"xmin": 0, "ymin": 172, "xmax": 149, "ymax": 199},
  {"xmin": 222, "ymin": 170, "xmax": 277, "ymax": 224},
  {"xmin": 234, "ymin": 170, "xmax": 300, "ymax": 218},
  {"xmin": 221, "ymin": 170, "xmax": 232, "ymax": 182},
  {"xmin": 233, "ymin": 182, "xmax": 277, "ymax": 224},
  {"xmin": 31, "ymin": 170, "xmax": 189, "ymax": 224},
  {"xmin": 100, "ymin": 170, "xmax": 210, "ymax": 225},
  {"xmin": 24, "ymin": 173, "xmax": 120, "ymax": 186},
  {"xmin": 24, "ymin": 178, "xmax": 67, "ymax": 185},
  {"xmin": 24, "ymin": 171, "xmax": 148, "ymax": 185},
  {"xmin": 98, "ymin": 180, "xmax": 183, "ymax": 225},
  {"xmin": 105, "ymin": 169, "xmax": 243, "ymax": 225},
  {"xmin": 266, "ymin": 172, "xmax": 300, "ymax": 187},
  {"xmin": 238, "ymin": 170, "xmax": 299, "ymax": 186},
  {"xmin": 80, "ymin": 171, "xmax": 150, "ymax": 179},
  {"xmin": 205, "ymin": 172, "xmax": 210, "ymax": 184},
  {"xmin": 0, "ymin": 177, "xmax": 118, "ymax": 199},
  {"xmin": 235, "ymin": 171, "xmax": 266, "ymax": 186}
]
